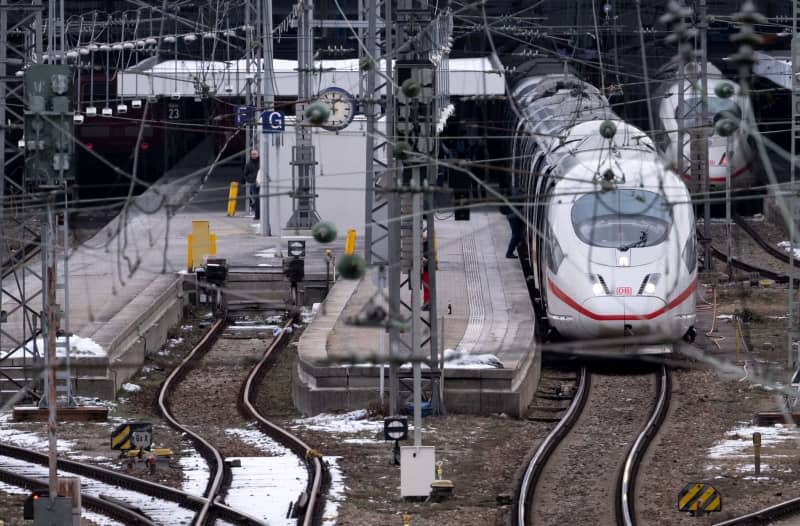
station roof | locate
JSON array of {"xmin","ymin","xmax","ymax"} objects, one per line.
[{"xmin": 117, "ymin": 56, "xmax": 506, "ymax": 98}]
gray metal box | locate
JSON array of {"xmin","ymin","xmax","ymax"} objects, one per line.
[{"xmin": 34, "ymin": 496, "xmax": 73, "ymax": 525}]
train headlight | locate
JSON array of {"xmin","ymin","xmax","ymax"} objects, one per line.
[
  {"xmin": 682, "ymin": 235, "xmax": 697, "ymax": 272},
  {"xmin": 547, "ymin": 234, "xmax": 565, "ymax": 274},
  {"xmin": 591, "ymin": 274, "xmax": 610, "ymax": 296},
  {"xmin": 639, "ymin": 273, "xmax": 660, "ymax": 295}
]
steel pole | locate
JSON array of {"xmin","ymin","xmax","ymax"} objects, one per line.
[
  {"xmin": 46, "ymin": 194, "xmax": 58, "ymax": 501},
  {"xmin": 790, "ymin": 0, "xmax": 800, "ymax": 368},
  {"xmin": 260, "ymin": 0, "xmax": 274, "ymax": 237},
  {"xmin": 700, "ymin": 0, "xmax": 712, "ymax": 273},
  {"xmin": 385, "ymin": 0, "xmax": 399, "ymax": 416}
]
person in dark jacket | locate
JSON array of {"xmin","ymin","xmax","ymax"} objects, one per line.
[
  {"xmin": 501, "ymin": 202, "xmax": 524, "ymax": 259},
  {"xmin": 243, "ymin": 149, "xmax": 260, "ymax": 220}
]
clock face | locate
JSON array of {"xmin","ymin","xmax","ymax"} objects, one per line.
[{"xmin": 316, "ymin": 87, "xmax": 356, "ymax": 131}]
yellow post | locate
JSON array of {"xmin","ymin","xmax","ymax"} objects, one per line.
[
  {"xmin": 190, "ymin": 221, "xmax": 211, "ymax": 269},
  {"xmin": 187, "ymin": 234, "xmax": 193, "ymax": 272},
  {"xmin": 227, "ymin": 182, "xmax": 239, "ymax": 217},
  {"xmin": 345, "ymin": 228, "xmax": 357, "ymax": 255},
  {"xmin": 209, "ymin": 233, "xmax": 217, "ymax": 256}
]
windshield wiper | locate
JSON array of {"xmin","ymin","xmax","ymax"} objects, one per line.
[{"xmin": 619, "ymin": 231, "xmax": 648, "ymax": 251}]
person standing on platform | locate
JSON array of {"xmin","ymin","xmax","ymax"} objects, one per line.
[
  {"xmin": 243, "ymin": 149, "xmax": 260, "ymax": 220},
  {"xmin": 501, "ymin": 201, "xmax": 523, "ymax": 259}
]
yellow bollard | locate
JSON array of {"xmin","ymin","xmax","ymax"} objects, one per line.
[
  {"xmin": 187, "ymin": 234, "xmax": 194, "ymax": 272},
  {"xmin": 191, "ymin": 221, "xmax": 211, "ymax": 269},
  {"xmin": 345, "ymin": 228, "xmax": 357, "ymax": 255},
  {"xmin": 227, "ymin": 182, "xmax": 239, "ymax": 217},
  {"xmin": 209, "ymin": 233, "xmax": 217, "ymax": 256},
  {"xmin": 402, "ymin": 514, "xmax": 411, "ymax": 526}
]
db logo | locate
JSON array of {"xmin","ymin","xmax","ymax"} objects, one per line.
[{"xmin": 615, "ymin": 286, "xmax": 633, "ymax": 296}]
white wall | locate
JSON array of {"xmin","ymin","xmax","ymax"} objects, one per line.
[{"xmin": 266, "ymin": 115, "xmax": 385, "ymax": 238}]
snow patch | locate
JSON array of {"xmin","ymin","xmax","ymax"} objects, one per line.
[
  {"xmin": 179, "ymin": 448, "xmax": 209, "ymax": 496},
  {"xmin": 2, "ymin": 334, "xmax": 106, "ymax": 360},
  {"xmin": 778, "ymin": 241, "xmax": 800, "ymax": 260},
  {"xmin": 0, "ymin": 413, "xmax": 77, "ymax": 451},
  {"xmin": 443, "ymin": 348, "xmax": 504, "ymax": 369},
  {"xmin": 301, "ymin": 303, "xmax": 321, "ymax": 324},
  {"xmin": 707, "ymin": 423, "xmax": 800, "ymax": 461},
  {"xmin": 121, "ymin": 383, "xmax": 141, "ymax": 393},
  {"xmin": 321, "ymin": 457, "xmax": 345, "ymax": 526},
  {"xmin": 293, "ymin": 409, "xmax": 383, "ymax": 435},
  {"xmin": 225, "ymin": 456, "xmax": 306, "ymax": 525},
  {"xmin": 224, "ymin": 427, "xmax": 292, "ymax": 456}
]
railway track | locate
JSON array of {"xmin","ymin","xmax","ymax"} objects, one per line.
[
  {"xmin": 515, "ymin": 364, "xmax": 671, "ymax": 526},
  {"xmin": 241, "ymin": 319, "xmax": 326, "ymax": 526},
  {"xmin": 713, "ymin": 497, "xmax": 800, "ymax": 526},
  {"xmin": 158, "ymin": 315, "xmax": 325, "ymax": 525},
  {"xmin": 0, "ymin": 440, "xmax": 200, "ymax": 523},
  {"xmin": 0, "ymin": 463, "xmax": 154, "ymax": 525},
  {"xmin": 732, "ymin": 214, "xmax": 800, "ymax": 269}
]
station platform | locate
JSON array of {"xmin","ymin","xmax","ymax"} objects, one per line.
[
  {"xmin": 0, "ymin": 140, "xmax": 343, "ymax": 404},
  {"xmin": 292, "ymin": 210, "xmax": 540, "ymax": 417}
]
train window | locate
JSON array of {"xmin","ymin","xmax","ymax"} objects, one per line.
[
  {"xmin": 570, "ymin": 190, "xmax": 672, "ymax": 249},
  {"xmin": 677, "ymin": 97, "xmax": 741, "ymax": 127}
]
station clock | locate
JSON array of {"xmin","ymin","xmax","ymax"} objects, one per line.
[{"xmin": 315, "ymin": 86, "xmax": 356, "ymax": 131}]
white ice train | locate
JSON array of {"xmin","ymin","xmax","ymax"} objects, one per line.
[
  {"xmin": 654, "ymin": 61, "xmax": 754, "ymax": 188},
  {"xmin": 511, "ymin": 68, "xmax": 697, "ymax": 345}
]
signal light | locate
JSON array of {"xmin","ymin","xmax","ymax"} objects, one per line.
[
  {"xmin": 140, "ymin": 142, "xmax": 149, "ymax": 151},
  {"xmin": 85, "ymin": 143, "xmax": 93, "ymax": 150}
]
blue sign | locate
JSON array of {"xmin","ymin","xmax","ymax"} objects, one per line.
[
  {"xmin": 262, "ymin": 111, "xmax": 285, "ymax": 133},
  {"xmin": 235, "ymin": 105, "xmax": 255, "ymax": 126}
]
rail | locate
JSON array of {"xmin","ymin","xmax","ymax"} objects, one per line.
[
  {"xmin": 156, "ymin": 318, "xmax": 263, "ymax": 525},
  {"xmin": 618, "ymin": 365, "xmax": 671, "ymax": 526},
  {"xmin": 514, "ymin": 366, "xmax": 589, "ymax": 526},
  {"xmin": 0, "ymin": 465, "xmax": 156, "ymax": 525},
  {"xmin": 240, "ymin": 316, "xmax": 326, "ymax": 526},
  {"xmin": 713, "ymin": 497, "xmax": 800, "ymax": 525}
]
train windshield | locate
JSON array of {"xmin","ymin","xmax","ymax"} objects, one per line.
[
  {"xmin": 677, "ymin": 96, "xmax": 742, "ymax": 127},
  {"xmin": 571, "ymin": 190, "xmax": 672, "ymax": 249}
]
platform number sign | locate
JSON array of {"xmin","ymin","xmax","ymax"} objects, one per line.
[
  {"xmin": 262, "ymin": 110, "xmax": 285, "ymax": 133},
  {"xmin": 131, "ymin": 430, "xmax": 152, "ymax": 449},
  {"xmin": 167, "ymin": 103, "xmax": 180, "ymax": 121},
  {"xmin": 111, "ymin": 422, "xmax": 153, "ymax": 451}
]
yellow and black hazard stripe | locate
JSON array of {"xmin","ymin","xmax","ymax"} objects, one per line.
[
  {"xmin": 678, "ymin": 483, "xmax": 721, "ymax": 513},
  {"xmin": 111, "ymin": 425, "xmax": 133, "ymax": 450}
]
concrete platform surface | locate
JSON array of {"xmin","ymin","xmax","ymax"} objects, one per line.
[
  {"xmin": 1, "ymin": 140, "xmax": 352, "ymax": 404},
  {"xmin": 293, "ymin": 209, "xmax": 540, "ymax": 417}
]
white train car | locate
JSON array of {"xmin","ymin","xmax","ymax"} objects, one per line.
[
  {"xmin": 511, "ymin": 69, "xmax": 697, "ymax": 345},
  {"xmin": 654, "ymin": 61, "xmax": 754, "ymax": 188}
]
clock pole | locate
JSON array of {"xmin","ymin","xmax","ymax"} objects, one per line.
[{"xmin": 288, "ymin": 0, "xmax": 321, "ymax": 229}]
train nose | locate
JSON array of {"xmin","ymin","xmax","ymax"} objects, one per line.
[{"xmin": 580, "ymin": 296, "xmax": 667, "ymax": 336}]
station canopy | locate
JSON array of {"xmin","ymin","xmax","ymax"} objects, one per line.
[{"xmin": 116, "ymin": 56, "xmax": 506, "ymax": 99}]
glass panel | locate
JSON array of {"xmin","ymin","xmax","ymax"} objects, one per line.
[{"xmin": 570, "ymin": 189, "xmax": 673, "ymax": 249}]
